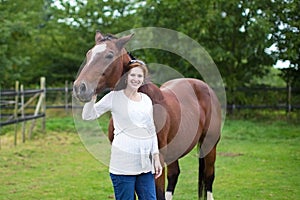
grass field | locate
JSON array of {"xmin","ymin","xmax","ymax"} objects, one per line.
[{"xmin": 0, "ymin": 111, "xmax": 299, "ymax": 200}]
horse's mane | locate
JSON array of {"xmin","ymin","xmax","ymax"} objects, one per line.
[
  {"xmin": 139, "ymin": 82, "xmax": 165, "ymax": 105},
  {"xmin": 100, "ymin": 33, "xmax": 118, "ymax": 42}
]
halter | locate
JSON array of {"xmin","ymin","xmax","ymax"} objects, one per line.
[
  {"xmin": 127, "ymin": 52, "xmax": 136, "ymax": 60},
  {"xmin": 127, "ymin": 52, "xmax": 146, "ymax": 66}
]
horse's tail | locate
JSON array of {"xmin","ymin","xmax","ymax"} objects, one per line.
[{"xmin": 198, "ymin": 154, "xmax": 205, "ymax": 199}]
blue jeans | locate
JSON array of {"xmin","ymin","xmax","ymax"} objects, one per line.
[{"xmin": 110, "ymin": 172, "xmax": 156, "ymax": 200}]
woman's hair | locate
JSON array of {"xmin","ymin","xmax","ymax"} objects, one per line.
[
  {"xmin": 114, "ymin": 60, "xmax": 149, "ymax": 91},
  {"xmin": 127, "ymin": 61, "xmax": 148, "ymax": 77}
]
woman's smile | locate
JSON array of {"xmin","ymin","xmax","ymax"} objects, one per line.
[{"xmin": 127, "ymin": 67, "xmax": 144, "ymax": 89}]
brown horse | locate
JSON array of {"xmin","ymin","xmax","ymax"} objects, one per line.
[{"xmin": 73, "ymin": 31, "xmax": 222, "ymax": 200}]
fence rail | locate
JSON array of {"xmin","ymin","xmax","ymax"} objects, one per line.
[
  {"xmin": 1, "ymin": 89, "xmax": 45, "ymax": 96},
  {"xmin": 227, "ymin": 104, "xmax": 300, "ymax": 110},
  {"xmin": 0, "ymin": 114, "xmax": 45, "ymax": 126}
]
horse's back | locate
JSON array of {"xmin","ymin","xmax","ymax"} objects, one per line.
[{"xmin": 160, "ymin": 78, "xmax": 218, "ymax": 119}]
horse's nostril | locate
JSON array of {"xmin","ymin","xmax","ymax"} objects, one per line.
[{"xmin": 80, "ymin": 82, "xmax": 87, "ymax": 93}]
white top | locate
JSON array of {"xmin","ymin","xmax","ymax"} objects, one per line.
[{"xmin": 82, "ymin": 90, "xmax": 159, "ymax": 175}]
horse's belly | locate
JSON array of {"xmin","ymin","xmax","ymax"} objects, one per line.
[{"xmin": 160, "ymin": 78, "xmax": 206, "ymax": 163}]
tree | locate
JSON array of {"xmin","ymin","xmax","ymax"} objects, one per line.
[
  {"xmin": 31, "ymin": 0, "xmax": 141, "ymax": 85},
  {"xmin": 0, "ymin": 0, "xmax": 45, "ymax": 88},
  {"xmin": 1, "ymin": 0, "xmax": 298, "ymax": 93},
  {"xmin": 268, "ymin": 0, "xmax": 299, "ymax": 88},
  {"xmin": 0, "ymin": 0, "xmax": 140, "ymax": 87},
  {"xmin": 138, "ymin": 1, "xmax": 275, "ymax": 86}
]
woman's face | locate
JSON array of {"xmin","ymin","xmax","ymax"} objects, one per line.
[{"xmin": 126, "ymin": 67, "xmax": 144, "ymax": 90}]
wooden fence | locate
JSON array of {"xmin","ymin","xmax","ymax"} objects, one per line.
[
  {"xmin": 2, "ymin": 83, "xmax": 300, "ymax": 117},
  {"xmin": 1, "ymin": 80, "xmax": 299, "ymax": 136},
  {"xmin": 226, "ymin": 85, "xmax": 300, "ymax": 115},
  {"xmin": 0, "ymin": 77, "xmax": 46, "ymax": 146},
  {"xmin": 45, "ymin": 85, "xmax": 300, "ymax": 113}
]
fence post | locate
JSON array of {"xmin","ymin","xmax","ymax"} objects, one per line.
[
  {"xmin": 65, "ymin": 80, "xmax": 69, "ymax": 110},
  {"xmin": 286, "ymin": 83, "xmax": 292, "ymax": 118},
  {"xmin": 14, "ymin": 81, "xmax": 19, "ymax": 146},
  {"xmin": 41, "ymin": 77, "xmax": 46, "ymax": 133},
  {"xmin": 21, "ymin": 84, "xmax": 26, "ymax": 143},
  {"xmin": 29, "ymin": 78, "xmax": 44, "ymax": 138}
]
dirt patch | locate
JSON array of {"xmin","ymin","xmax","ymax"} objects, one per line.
[{"xmin": 218, "ymin": 152, "xmax": 244, "ymax": 157}]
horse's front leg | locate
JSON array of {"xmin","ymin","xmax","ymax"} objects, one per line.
[
  {"xmin": 155, "ymin": 167, "xmax": 166, "ymax": 200},
  {"xmin": 204, "ymin": 149, "xmax": 216, "ymax": 200},
  {"xmin": 165, "ymin": 160, "xmax": 180, "ymax": 200}
]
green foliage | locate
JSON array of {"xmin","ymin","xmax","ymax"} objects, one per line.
[
  {"xmin": 0, "ymin": 0, "xmax": 298, "ymax": 94},
  {"xmin": 137, "ymin": 0, "xmax": 276, "ymax": 89},
  {"xmin": 0, "ymin": 0, "xmax": 43, "ymax": 87},
  {"xmin": 250, "ymin": 67, "xmax": 285, "ymax": 87},
  {"xmin": 269, "ymin": 0, "xmax": 299, "ymax": 68},
  {"xmin": 267, "ymin": 0, "xmax": 300, "ymax": 89}
]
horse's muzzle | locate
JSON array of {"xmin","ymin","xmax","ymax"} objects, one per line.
[{"xmin": 73, "ymin": 81, "xmax": 94, "ymax": 102}]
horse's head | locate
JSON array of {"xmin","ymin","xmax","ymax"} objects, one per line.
[{"xmin": 73, "ymin": 31, "xmax": 133, "ymax": 102}]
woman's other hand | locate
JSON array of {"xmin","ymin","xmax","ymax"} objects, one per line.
[{"xmin": 153, "ymin": 154, "xmax": 163, "ymax": 179}]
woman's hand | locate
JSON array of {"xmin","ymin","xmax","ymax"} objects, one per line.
[
  {"xmin": 91, "ymin": 94, "xmax": 97, "ymax": 102},
  {"xmin": 153, "ymin": 154, "xmax": 163, "ymax": 179}
]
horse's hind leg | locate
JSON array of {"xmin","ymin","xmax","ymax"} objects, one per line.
[
  {"xmin": 165, "ymin": 160, "xmax": 180, "ymax": 200},
  {"xmin": 199, "ymin": 146, "xmax": 216, "ymax": 200}
]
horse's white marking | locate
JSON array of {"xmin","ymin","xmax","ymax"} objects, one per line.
[
  {"xmin": 87, "ymin": 43, "xmax": 107, "ymax": 65},
  {"xmin": 207, "ymin": 191, "xmax": 214, "ymax": 200},
  {"xmin": 165, "ymin": 191, "xmax": 173, "ymax": 200}
]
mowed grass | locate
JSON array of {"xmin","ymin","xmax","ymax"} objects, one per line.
[
  {"xmin": 176, "ymin": 120, "xmax": 300, "ymax": 199},
  {"xmin": 0, "ymin": 112, "xmax": 299, "ymax": 200},
  {"xmin": 0, "ymin": 116, "xmax": 113, "ymax": 199}
]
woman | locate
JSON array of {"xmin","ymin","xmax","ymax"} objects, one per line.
[{"xmin": 82, "ymin": 60, "xmax": 162, "ymax": 200}]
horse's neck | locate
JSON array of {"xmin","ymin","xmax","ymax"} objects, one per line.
[{"xmin": 139, "ymin": 82, "xmax": 164, "ymax": 105}]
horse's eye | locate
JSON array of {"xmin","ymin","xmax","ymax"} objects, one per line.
[{"xmin": 105, "ymin": 52, "xmax": 114, "ymax": 59}]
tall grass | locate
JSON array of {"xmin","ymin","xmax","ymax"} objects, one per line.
[{"xmin": 0, "ymin": 112, "xmax": 299, "ymax": 199}]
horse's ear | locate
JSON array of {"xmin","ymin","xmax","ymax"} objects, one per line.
[
  {"xmin": 95, "ymin": 30, "xmax": 104, "ymax": 43},
  {"xmin": 116, "ymin": 33, "xmax": 134, "ymax": 50}
]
